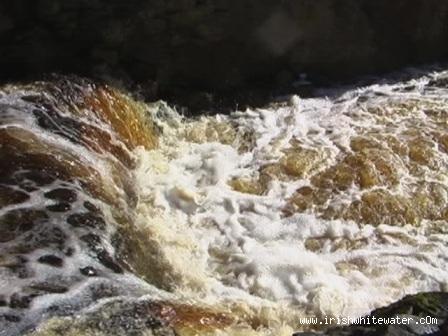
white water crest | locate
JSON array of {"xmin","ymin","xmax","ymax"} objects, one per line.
[
  {"xmin": 134, "ymin": 70, "xmax": 448, "ymax": 328},
  {"xmin": 1, "ymin": 71, "xmax": 447, "ymax": 336}
]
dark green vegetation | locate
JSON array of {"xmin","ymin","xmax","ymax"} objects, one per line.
[{"xmin": 1, "ymin": 1, "xmax": 448, "ymax": 111}]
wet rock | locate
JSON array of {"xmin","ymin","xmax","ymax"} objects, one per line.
[
  {"xmin": 0, "ymin": 185, "xmax": 29, "ymax": 207},
  {"xmin": 0, "ymin": 314, "xmax": 21, "ymax": 323},
  {"xmin": 9, "ymin": 293, "xmax": 33, "ymax": 309},
  {"xmin": 15, "ymin": 226, "xmax": 68, "ymax": 254},
  {"xmin": 80, "ymin": 233, "xmax": 102, "ymax": 250},
  {"xmin": 19, "ymin": 171, "xmax": 56, "ymax": 189},
  {"xmin": 31, "ymin": 299, "xmax": 177, "ymax": 336},
  {"xmin": 428, "ymin": 75, "xmax": 448, "ymax": 88},
  {"xmin": 37, "ymin": 254, "xmax": 64, "ymax": 267},
  {"xmin": 3, "ymin": 255, "xmax": 33, "ymax": 279},
  {"xmin": 80, "ymin": 234, "xmax": 123, "ymax": 273},
  {"xmin": 36, "ymin": 227, "xmax": 67, "ymax": 250},
  {"xmin": 28, "ymin": 282, "xmax": 69, "ymax": 294},
  {"xmin": 0, "ymin": 209, "xmax": 48, "ymax": 242},
  {"xmin": 64, "ymin": 247, "xmax": 75, "ymax": 256},
  {"xmin": 96, "ymin": 250, "xmax": 123, "ymax": 274},
  {"xmin": 0, "ymin": 75, "xmax": 158, "ymax": 335},
  {"xmin": 44, "ymin": 188, "xmax": 77, "ymax": 203},
  {"xmin": 0, "ymin": 230, "xmax": 16, "ymax": 243},
  {"xmin": 80, "ymin": 266, "xmax": 98, "ymax": 277},
  {"xmin": 293, "ymin": 292, "xmax": 448, "ymax": 336},
  {"xmin": 46, "ymin": 202, "xmax": 71, "ymax": 212},
  {"xmin": 32, "ymin": 107, "xmax": 84, "ymax": 143},
  {"xmin": 8, "ymin": 266, "xmax": 32, "ymax": 279},
  {"xmin": 89, "ymin": 283, "xmax": 121, "ymax": 301},
  {"xmin": 83, "ymin": 200, "xmax": 101, "ymax": 213},
  {"xmin": 67, "ymin": 212, "xmax": 106, "ymax": 229}
]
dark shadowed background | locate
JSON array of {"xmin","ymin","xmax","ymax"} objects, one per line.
[{"xmin": 1, "ymin": 0, "xmax": 448, "ymax": 111}]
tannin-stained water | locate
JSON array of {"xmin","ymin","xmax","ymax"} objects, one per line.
[
  {"xmin": 0, "ymin": 71, "xmax": 447, "ymax": 336},
  {"xmin": 133, "ymin": 72, "xmax": 448, "ymax": 330}
]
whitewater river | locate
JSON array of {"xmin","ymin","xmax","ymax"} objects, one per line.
[{"xmin": 0, "ymin": 70, "xmax": 447, "ymax": 335}]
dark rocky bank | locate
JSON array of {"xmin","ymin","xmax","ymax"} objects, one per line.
[
  {"xmin": 295, "ymin": 292, "xmax": 448, "ymax": 336},
  {"xmin": 1, "ymin": 0, "xmax": 448, "ymax": 111},
  {"xmin": 26, "ymin": 292, "xmax": 448, "ymax": 335}
]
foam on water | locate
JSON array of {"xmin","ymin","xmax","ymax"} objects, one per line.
[
  {"xmin": 1, "ymin": 72, "xmax": 447, "ymax": 335},
  {"xmin": 0, "ymin": 78, "xmax": 164, "ymax": 335},
  {"xmin": 135, "ymin": 71, "xmax": 448, "ymax": 329}
]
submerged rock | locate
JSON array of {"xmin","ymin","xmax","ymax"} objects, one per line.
[
  {"xmin": 1, "ymin": 74, "xmax": 447, "ymax": 336},
  {"xmin": 28, "ymin": 298, "xmax": 235, "ymax": 336},
  {"xmin": 28, "ymin": 299, "xmax": 178, "ymax": 336},
  {"xmin": 0, "ymin": 77, "xmax": 160, "ymax": 335}
]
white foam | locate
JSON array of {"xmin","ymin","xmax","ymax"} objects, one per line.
[
  {"xmin": 2, "ymin": 74, "xmax": 447, "ymax": 334},
  {"xmin": 135, "ymin": 72, "xmax": 448, "ymax": 326}
]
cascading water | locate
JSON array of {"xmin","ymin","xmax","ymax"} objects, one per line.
[{"xmin": 0, "ymin": 70, "xmax": 447, "ymax": 336}]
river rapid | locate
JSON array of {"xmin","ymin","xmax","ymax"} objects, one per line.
[{"xmin": 0, "ymin": 70, "xmax": 447, "ymax": 335}]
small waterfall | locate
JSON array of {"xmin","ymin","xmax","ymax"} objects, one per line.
[{"xmin": 0, "ymin": 71, "xmax": 447, "ymax": 336}]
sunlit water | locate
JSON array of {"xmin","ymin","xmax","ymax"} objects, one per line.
[
  {"xmin": 134, "ymin": 72, "xmax": 448, "ymax": 324},
  {"xmin": 0, "ymin": 71, "xmax": 447, "ymax": 335}
]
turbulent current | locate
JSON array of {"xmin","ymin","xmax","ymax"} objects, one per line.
[{"xmin": 0, "ymin": 71, "xmax": 447, "ymax": 335}]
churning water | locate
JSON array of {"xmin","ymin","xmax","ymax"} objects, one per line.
[{"xmin": 0, "ymin": 71, "xmax": 447, "ymax": 335}]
